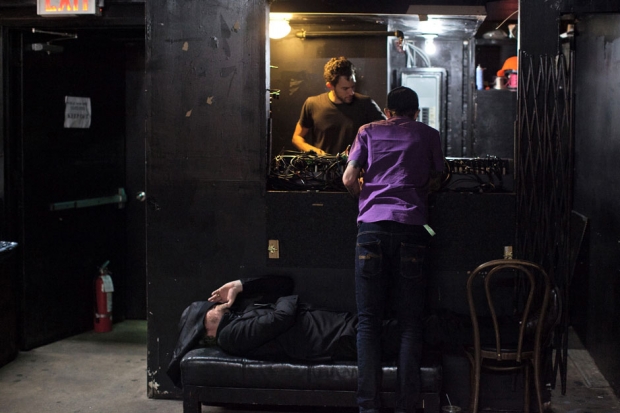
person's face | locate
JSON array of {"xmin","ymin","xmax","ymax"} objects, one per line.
[{"xmin": 328, "ymin": 76, "xmax": 356, "ymax": 104}]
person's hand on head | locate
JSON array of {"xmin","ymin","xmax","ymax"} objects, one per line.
[{"xmin": 208, "ymin": 280, "xmax": 243, "ymax": 309}]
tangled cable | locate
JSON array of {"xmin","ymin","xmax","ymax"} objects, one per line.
[
  {"xmin": 442, "ymin": 156, "xmax": 511, "ymax": 193},
  {"xmin": 268, "ymin": 150, "xmax": 348, "ymax": 191}
]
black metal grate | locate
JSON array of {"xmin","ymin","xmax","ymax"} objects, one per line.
[{"xmin": 516, "ymin": 51, "xmax": 574, "ymax": 393}]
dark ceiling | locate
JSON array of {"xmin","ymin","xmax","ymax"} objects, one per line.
[
  {"xmin": 485, "ymin": 0, "xmax": 519, "ymax": 21},
  {"xmin": 272, "ymin": 0, "xmax": 520, "ymax": 39},
  {"xmin": 479, "ymin": 0, "xmax": 519, "ymax": 35},
  {"xmin": 271, "ymin": 0, "xmax": 519, "ymax": 21}
]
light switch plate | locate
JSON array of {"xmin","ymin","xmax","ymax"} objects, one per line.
[{"xmin": 268, "ymin": 239, "xmax": 280, "ymax": 259}]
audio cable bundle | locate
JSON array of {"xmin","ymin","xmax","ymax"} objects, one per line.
[
  {"xmin": 268, "ymin": 150, "xmax": 348, "ymax": 191},
  {"xmin": 443, "ymin": 156, "xmax": 512, "ymax": 193}
]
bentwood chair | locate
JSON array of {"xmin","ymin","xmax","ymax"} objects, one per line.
[{"xmin": 464, "ymin": 259, "xmax": 552, "ymax": 413}]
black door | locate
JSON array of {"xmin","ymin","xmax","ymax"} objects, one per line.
[{"xmin": 6, "ymin": 28, "xmax": 143, "ymax": 350}]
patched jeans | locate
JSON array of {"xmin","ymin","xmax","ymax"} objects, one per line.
[{"xmin": 355, "ymin": 221, "xmax": 430, "ymax": 413}]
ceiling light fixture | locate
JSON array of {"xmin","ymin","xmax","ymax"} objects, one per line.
[
  {"xmin": 422, "ymin": 34, "xmax": 437, "ymax": 54},
  {"xmin": 269, "ymin": 14, "xmax": 292, "ymax": 40}
]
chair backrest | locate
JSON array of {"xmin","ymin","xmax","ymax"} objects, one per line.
[{"xmin": 466, "ymin": 259, "xmax": 552, "ymax": 362}]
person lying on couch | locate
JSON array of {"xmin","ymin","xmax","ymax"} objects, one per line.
[{"xmin": 166, "ymin": 276, "xmax": 398, "ymax": 387}]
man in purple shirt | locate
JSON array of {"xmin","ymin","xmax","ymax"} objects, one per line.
[{"xmin": 342, "ymin": 86, "xmax": 444, "ymax": 413}]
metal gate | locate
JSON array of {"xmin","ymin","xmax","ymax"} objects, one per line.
[{"xmin": 516, "ymin": 51, "xmax": 575, "ymax": 394}]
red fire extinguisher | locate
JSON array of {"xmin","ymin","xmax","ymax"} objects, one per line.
[{"xmin": 94, "ymin": 260, "xmax": 114, "ymax": 333}]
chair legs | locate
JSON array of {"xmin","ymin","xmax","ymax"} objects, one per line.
[
  {"xmin": 466, "ymin": 353, "xmax": 481, "ymax": 413},
  {"xmin": 467, "ymin": 361, "xmax": 545, "ymax": 413},
  {"xmin": 524, "ymin": 364, "xmax": 530, "ymax": 413},
  {"xmin": 533, "ymin": 355, "xmax": 545, "ymax": 413}
]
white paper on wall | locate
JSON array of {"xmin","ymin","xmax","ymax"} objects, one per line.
[{"xmin": 64, "ymin": 96, "xmax": 92, "ymax": 128}]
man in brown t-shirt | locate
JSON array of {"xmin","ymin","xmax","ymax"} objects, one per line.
[{"xmin": 291, "ymin": 56, "xmax": 384, "ymax": 155}]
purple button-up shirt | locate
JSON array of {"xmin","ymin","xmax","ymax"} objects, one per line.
[{"xmin": 347, "ymin": 116, "xmax": 444, "ymax": 225}]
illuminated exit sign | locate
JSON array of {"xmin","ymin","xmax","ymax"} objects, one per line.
[{"xmin": 37, "ymin": 0, "xmax": 99, "ymax": 16}]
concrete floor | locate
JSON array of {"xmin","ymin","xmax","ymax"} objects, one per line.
[
  {"xmin": 0, "ymin": 320, "xmax": 618, "ymax": 413},
  {"xmin": 549, "ymin": 334, "xmax": 620, "ymax": 413}
]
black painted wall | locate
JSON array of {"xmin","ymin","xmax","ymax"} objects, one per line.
[
  {"xmin": 572, "ymin": 12, "xmax": 620, "ymax": 396},
  {"xmin": 145, "ymin": 0, "xmax": 269, "ymax": 397},
  {"xmin": 473, "ymin": 89, "xmax": 516, "ymax": 158}
]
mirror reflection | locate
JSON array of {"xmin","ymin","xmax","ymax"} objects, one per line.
[{"xmin": 268, "ymin": 8, "xmax": 516, "ymax": 193}]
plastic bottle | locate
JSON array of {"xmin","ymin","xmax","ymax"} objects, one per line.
[{"xmin": 476, "ymin": 65, "xmax": 484, "ymax": 90}]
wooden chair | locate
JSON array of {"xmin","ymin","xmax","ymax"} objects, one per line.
[{"xmin": 465, "ymin": 259, "xmax": 552, "ymax": 413}]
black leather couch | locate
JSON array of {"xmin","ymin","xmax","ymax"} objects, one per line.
[{"xmin": 180, "ymin": 346, "xmax": 443, "ymax": 413}]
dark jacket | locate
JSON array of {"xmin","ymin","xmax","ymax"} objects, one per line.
[
  {"xmin": 167, "ymin": 276, "xmax": 395, "ymax": 387},
  {"xmin": 216, "ymin": 294, "xmax": 357, "ymax": 361},
  {"xmin": 166, "ymin": 276, "xmax": 295, "ymax": 387}
]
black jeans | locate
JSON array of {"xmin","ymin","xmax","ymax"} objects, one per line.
[{"xmin": 355, "ymin": 221, "xmax": 430, "ymax": 413}]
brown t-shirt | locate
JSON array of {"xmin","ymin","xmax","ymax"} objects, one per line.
[{"xmin": 298, "ymin": 92, "xmax": 384, "ymax": 155}]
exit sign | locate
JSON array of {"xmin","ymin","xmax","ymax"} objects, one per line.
[{"xmin": 38, "ymin": 0, "xmax": 99, "ymax": 16}]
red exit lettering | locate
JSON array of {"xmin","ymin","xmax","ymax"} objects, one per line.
[{"xmin": 45, "ymin": 0, "xmax": 89, "ymax": 12}]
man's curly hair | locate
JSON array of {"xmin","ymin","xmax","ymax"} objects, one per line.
[{"xmin": 323, "ymin": 56, "xmax": 356, "ymax": 86}]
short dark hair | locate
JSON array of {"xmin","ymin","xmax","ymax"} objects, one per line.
[
  {"xmin": 324, "ymin": 57, "xmax": 356, "ymax": 86},
  {"xmin": 386, "ymin": 86, "xmax": 419, "ymax": 117}
]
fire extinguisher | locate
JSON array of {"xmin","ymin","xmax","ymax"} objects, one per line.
[{"xmin": 94, "ymin": 260, "xmax": 114, "ymax": 333}]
